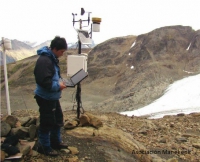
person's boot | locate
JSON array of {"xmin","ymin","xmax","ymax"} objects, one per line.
[
  {"xmin": 51, "ymin": 141, "xmax": 68, "ymax": 150},
  {"xmin": 37, "ymin": 145, "xmax": 58, "ymax": 156}
]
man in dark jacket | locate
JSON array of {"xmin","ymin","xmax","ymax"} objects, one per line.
[{"xmin": 34, "ymin": 36, "xmax": 68, "ymax": 156}]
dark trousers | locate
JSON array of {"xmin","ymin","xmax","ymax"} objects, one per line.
[{"xmin": 34, "ymin": 95, "xmax": 64, "ymax": 149}]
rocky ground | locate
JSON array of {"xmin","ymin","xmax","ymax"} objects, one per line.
[{"xmin": 1, "ymin": 109, "xmax": 200, "ymax": 162}]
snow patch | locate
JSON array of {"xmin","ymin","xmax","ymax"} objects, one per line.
[
  {"xmin": 186, "ymin": 43, "xmax": 191, "ymax": 51},
  {"xmin": 120, "ymin": 74, "xmax": 200, "ymax": 118},
  {"xmin": 130, "ymin": 41, "xmax": 136, "ymax": 48}
]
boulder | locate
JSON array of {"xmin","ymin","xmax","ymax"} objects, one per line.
[
  {"xmin": 60, "ymin": 149, "xmax": 70, "ymax": 154},
  {"xmin": 11, "ymin": 127, "xmax": 29, "ymax": 139},
  {"xmin": 29, "ymin": 124, "xmax": 37, "ymax": 140},
  {"xmin": 79, "ymin": 114, "xmax": 91, "ymax": 126},
  {"xmin": 1, "ymin": 121, "xmax": 11, "ymax": 137},
  {"xmin": 25, "ymin": 117, "xmax": 37, "ymax": 127},
  {"xmin": 192, "ymin": 143, "xmax": 200, "ymax": 149},
  {"xmin": 36, "ymin": 117, "xmax": 40, "ymax": 129},
  {"xmin": 64, "ymin": 120, "xmax": 78, "ymax": 129},
  {"xmin": 85, "ymin": 113, "xmax": 103, "ymax": 128},
  {"xmin": 5, "ymin": 115, "xmax": 18, "ymax": 128},
  {"xmin": 20, "ymin": 145, "xmax": 31, "ymax": 155},
  {"xmin": 79, "ymin": 113, "xmax": 103, "ymax": 128},
  {"xmin": 15, "ymin": 121, "xmax": 21, "ymax": 128},
  {"xmin": 138, "ymin": 128, "xmax": 148, "ymax": 135},
  {"xmin": 30, "ymin": 150, "xmax": 39, "ymax": 157},
  {"xmin": 17, "ymin": 117, "xmax": 31, "ymax": 126},
  {"xmin": 159, "ymin": 137, "xmax": 167, "ymax": 143},
  {"xmin": 175, "ymin": 136, "xmax": 187, "ymax": 143}
]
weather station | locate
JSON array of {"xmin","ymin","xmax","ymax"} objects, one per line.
[
  {"xmin": 69, "ymin": 8, "xmax": 101, "ymax": 118},
  {"xmin": 1, "ymin": 37, "xmax": 12, "ymax": 115}
]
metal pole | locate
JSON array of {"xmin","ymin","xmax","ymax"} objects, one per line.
[
  {"xmin": 76, "ymin": 19, "xmax": 82, "ymax": 119},
  {"xmin": 2, "ymin": 37, "xmax": 11, "ymax": 115},
  {"xmin": 76, "ymin": 82, "xmax": 81, "ymax": 119}
]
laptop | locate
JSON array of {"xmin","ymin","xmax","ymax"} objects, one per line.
[{"xmin": 62, "ymin": 68, "xmax": 88, "ymax": 87}]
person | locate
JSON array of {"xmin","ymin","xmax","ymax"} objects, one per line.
[{"xmin": 34, "ymin": 36, "xmax": 68, "ymax": 156}]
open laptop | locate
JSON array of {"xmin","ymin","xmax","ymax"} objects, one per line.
[{"xmin": 62, "ymin": 68, "xmax": 88, "ymax": 88}]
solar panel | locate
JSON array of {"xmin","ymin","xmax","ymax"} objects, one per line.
[{"xmin": 76, "ymin": 29, "xmax": 92, "ymax": 45}]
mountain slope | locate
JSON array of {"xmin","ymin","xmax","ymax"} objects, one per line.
[
  {"xmin": 87, "ymin": 25, "xmax": 200, "ymax": 112},
  {"xmin": 0, "ymin": 39, "xmax": 88, "ymax": 65},
  {"xmin": 0, "ymin": 39, "xmax": 36, "ymax": 65},
  {"xmin": 1, "ymin": 25, "xmax": 200, "ymax": 114}
]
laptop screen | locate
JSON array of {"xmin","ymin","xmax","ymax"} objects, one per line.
[{"xmin": 71, "ymin": 69, "xmax": 88, "ymax": 85}]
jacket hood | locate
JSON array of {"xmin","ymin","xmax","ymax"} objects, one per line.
[
  {"xmin": 37, "ymin": 46, "xmax": 58, "ymax": 63},
  {"xmin": 37, "ymin": 46, "xmax": 55, "ymax": 57}
]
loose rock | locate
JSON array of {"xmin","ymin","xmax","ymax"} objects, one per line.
[
  {"xmin": 64, "ymin": 120, "xmax": 78, "ymax": 129},
  {"xmin": 68, "ymin": 146, "xmax": 79, "ymax": 155}
]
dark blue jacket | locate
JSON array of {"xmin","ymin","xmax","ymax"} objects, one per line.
[{"xmin": 34, "ymin": 46, "xmax": 61, "ymax": 100}]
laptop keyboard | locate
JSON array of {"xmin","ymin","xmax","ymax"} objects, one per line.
[{"xmin": 61, "ymin": 78, "xmax": 74, "ymax": 86}]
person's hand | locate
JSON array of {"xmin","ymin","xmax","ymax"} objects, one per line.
[{"xmin": 59, "ymin": 82, "xmax": 67, "ymax": 90}]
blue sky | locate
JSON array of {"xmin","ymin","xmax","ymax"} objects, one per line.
[{"xmin": 1, "ymin": 0, "xmax": 200, "ymax": 44}]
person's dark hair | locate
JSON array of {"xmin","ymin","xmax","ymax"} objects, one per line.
[{"xmin": 50, "ymin": 36, "xmax": 67, "ymax": 50}]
